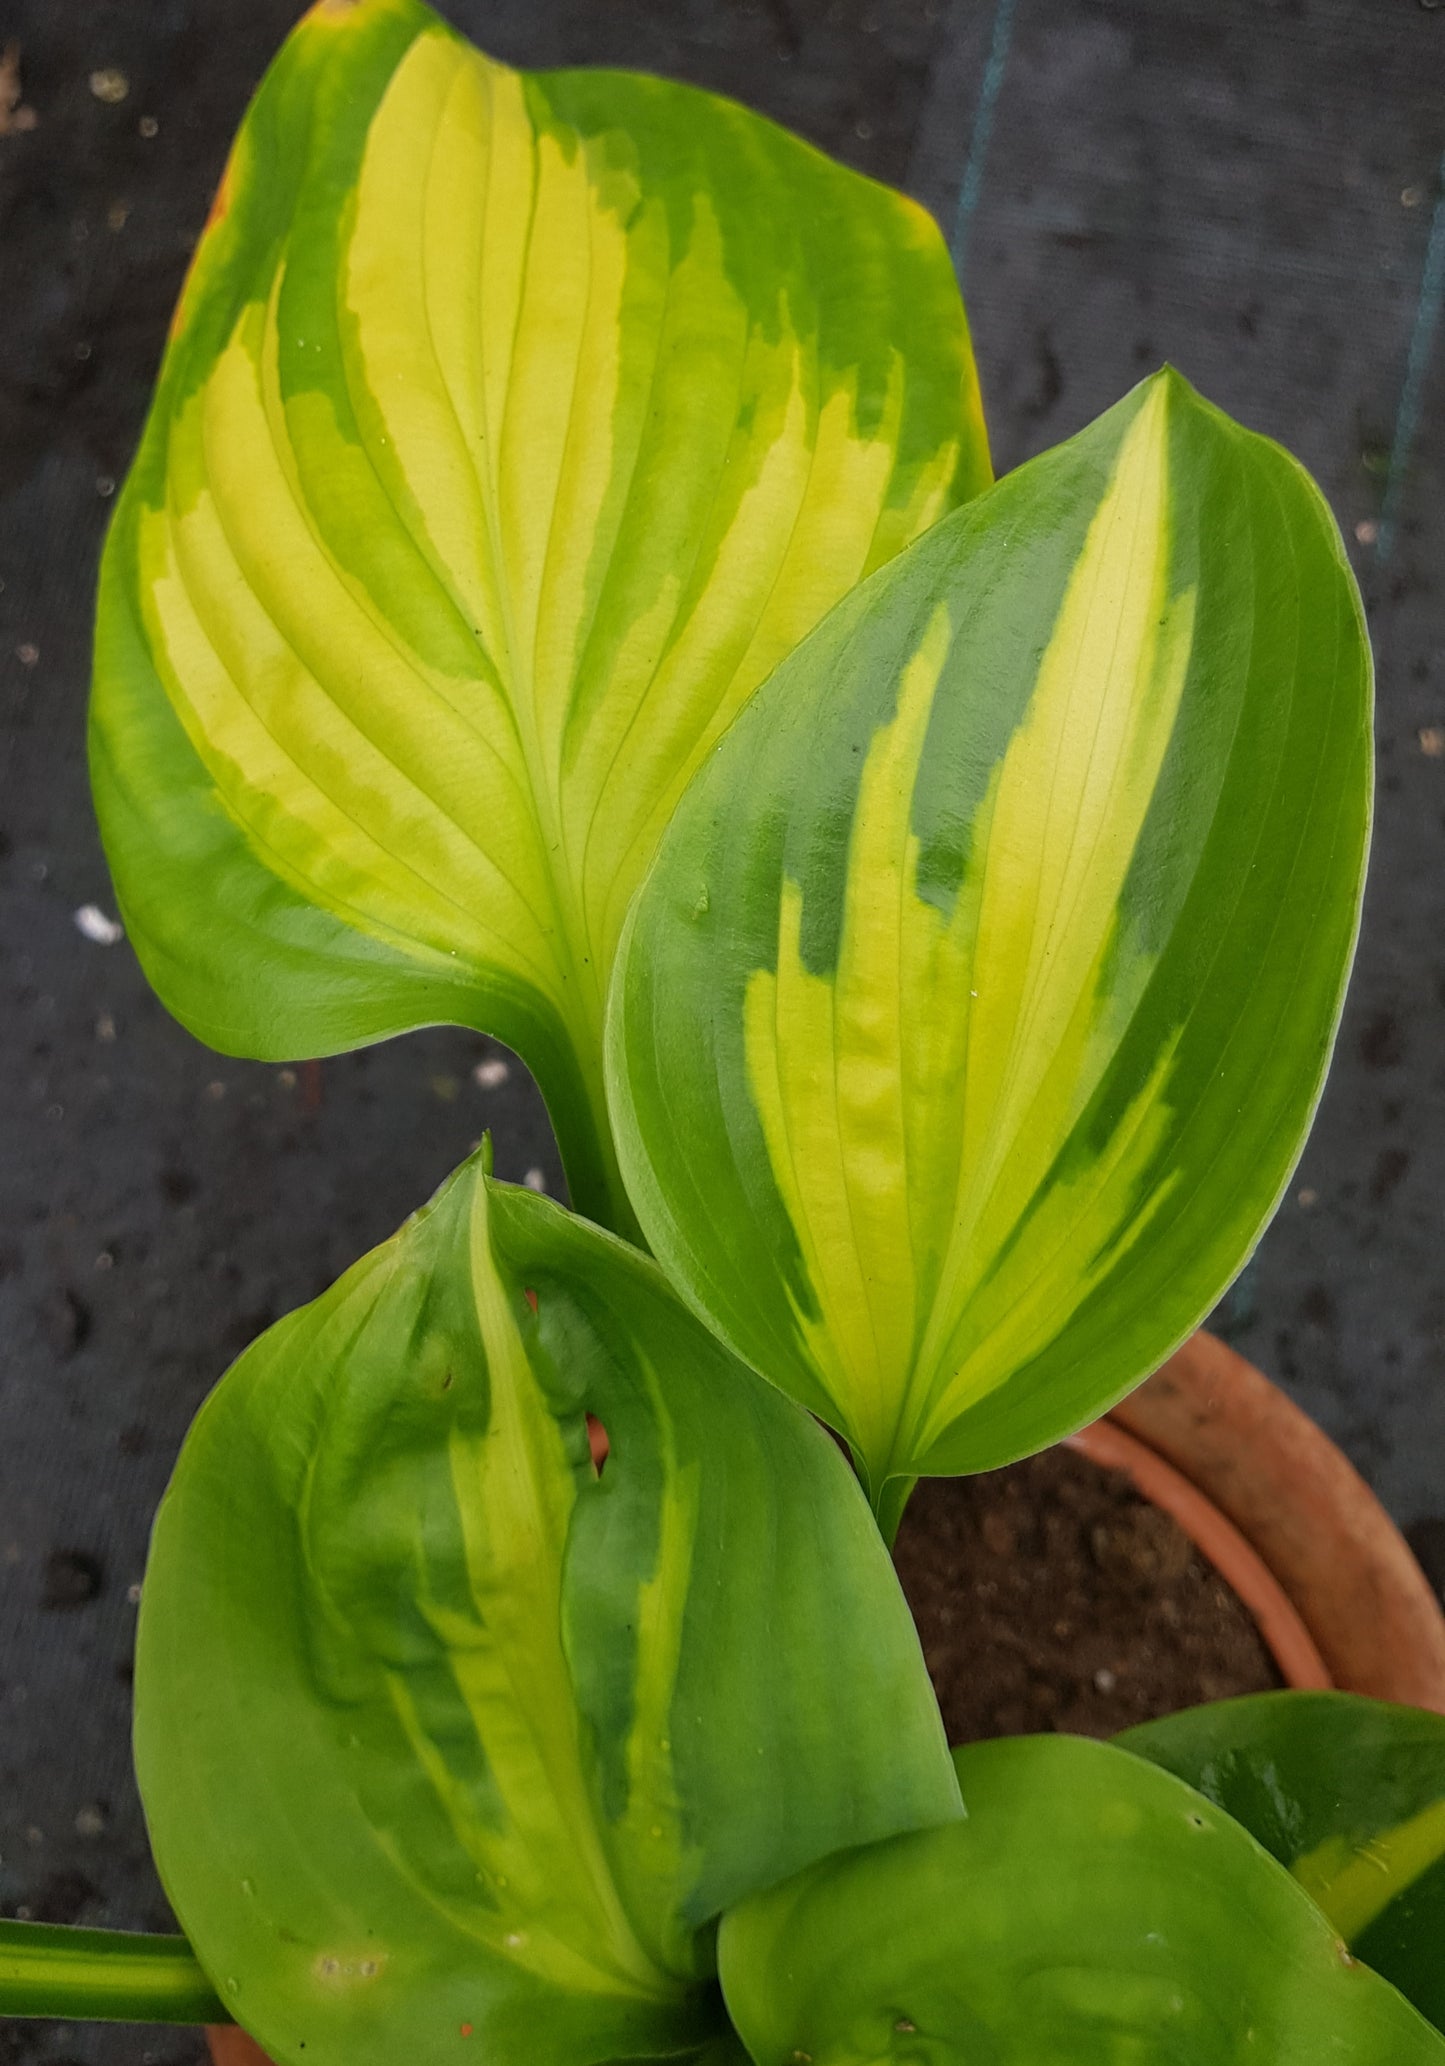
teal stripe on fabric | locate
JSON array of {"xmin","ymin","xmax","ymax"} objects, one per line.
[
  {"xmin": 1378, "ymin": 150, "xmax": 1445, "ymax": 564},
  {"xmin": 949, "ymin": 0, "xmax": 1019, "ymax": 282}
]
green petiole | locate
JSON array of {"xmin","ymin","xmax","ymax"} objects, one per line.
[{"xmin": 0, "ymin": 1917, "xmax": 228, "ymax": 2025}]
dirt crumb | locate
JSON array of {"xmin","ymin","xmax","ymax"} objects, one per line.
[{"xmin": 0, "ymin": 41, "xmax": 38, "ymax": 134}]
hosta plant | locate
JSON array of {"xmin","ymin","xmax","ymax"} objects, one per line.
[{"xmin": 7, "ymin": 2, "xmax": 1445, "ymax": 2062}]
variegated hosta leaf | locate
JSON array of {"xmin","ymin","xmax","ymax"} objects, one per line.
[
  {"xmin": 608, "ymin": 369, "xmax": 1370, "ymax": 1506},
  {"xmin": 90, "ymin": 0, "xmax": 990, "ymax": 1238},
  {"xmin": 1121, "ymin": 1692, "xmax": 1445, "ymax": 2034},
  {"xmin": 133, "ymin": 1154, "xmax": 958, "ymax": 2066},
  {"xmin": 717, "ymin": 1735, "xmax": 1445, "ymax": 2066}
]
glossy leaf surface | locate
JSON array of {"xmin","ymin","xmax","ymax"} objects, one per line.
[
  {"xmin": 610, "ymin": 370, "xmax": 1371, "ymax": 1499},
  {"xmin": 718, "ymin": 1733, "xmax": 1445, "ymax": 2066},
  {"xmin": 90, "ymin": 0, "xmax": 989, "ymax": 1236},
  {"xmin": 1121, "ymin": 1691, "xmax": 1445, "ymax": 2032},
  {"xmin": 134, "ymin": 1155, "xmax": 957, "ymax": 2066}
]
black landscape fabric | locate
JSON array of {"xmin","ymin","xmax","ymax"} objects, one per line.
[{"xmin": 1, "ymin": 3, "xmax": 1442, "ymax": 2058}]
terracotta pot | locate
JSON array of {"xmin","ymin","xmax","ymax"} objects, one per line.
[
  {"xmin": 205, "ymin": 1330, "xmax": 1445, "ymax": 2065},
  {"xmin": 1065, "ymin": 1413, "xmax": 1334, "ymax": 1689},
  {"xmin": 1082, "ymin": 1328, "xmax": 1445, "ymax": 1713},
  {"xmin": 206, "ymin": 2030, "xmax": 270, "ymax": 2066}
]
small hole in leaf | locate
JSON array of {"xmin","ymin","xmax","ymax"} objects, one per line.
[
  {"xmin": 440, "ymin": 1371, "xmax": 454, "ymax": 1391},
  {"xmin": 523, "ymin": 1287, "xmax": 538, "ymax": 1314},
  {"xmin": 587, "ymin": 1414, "xmax": 610, "ymax": 1475}
]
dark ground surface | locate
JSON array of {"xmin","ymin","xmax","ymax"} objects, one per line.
[{"xmin": 0, "ymin": 0, "xmax": 1442, "ymax": 2057}]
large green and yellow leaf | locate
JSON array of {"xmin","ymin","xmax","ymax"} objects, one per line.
[
  {"xmin": 717, "ymin": 1734, "xmax": 1445, "ymax": 2065},
  {"xmin": 1121, "ymin": 1691, "xmax": 1445, "ymax": 2033},
  {"xmin": 608, "ymin": 370, "xmax": 1371, "ymax": 1507},
  {"xmin": 90, "ymin": 0, "xmax": 989, "ymax": 1238},
  {"xmin": 133, "ymin": 1153, "xmax": 957, "ymax": 2066}
]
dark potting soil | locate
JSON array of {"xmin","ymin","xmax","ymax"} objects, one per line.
[{"xmin": 894, "ymin": 1446, "xmax": 1281, "ymax": 1746}]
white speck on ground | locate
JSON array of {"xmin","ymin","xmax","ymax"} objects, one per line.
[{"xmin": 73, "ymin": 904, "xmax": 124, "ymax": 945}]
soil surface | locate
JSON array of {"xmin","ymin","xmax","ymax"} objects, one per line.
[{"xmin": 895, "ymin": 1448, "xmax": 1280, "ymax": 1745}]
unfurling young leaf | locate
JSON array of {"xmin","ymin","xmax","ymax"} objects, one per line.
[
  {"xmin": 1120, "ymin": 1691, "xmax": 1445, "ymax": 2034},
  {"xmin": 718, "ymin": 1735, "xmax": 1445, "ymax": 2065},
  {"xmin": 134, "ymin": 1154, "xmax": 957, "ymax": 2066},
  {"xmin": 608, "ymin": 368, "xmax": 1371, "ymax": 1515},
  {"xmin": 90, "ymin": 0, "xmax": 990, "ymax": 1238}
]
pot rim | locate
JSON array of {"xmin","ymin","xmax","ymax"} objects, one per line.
[
  {"xmin": 1064, "ymin": 1414, "xmax": 1331, "ymax": 1690},
  {"xmin": 1097, "ymin": 1328, "xmax": 1445, "ymax": 1714}
]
